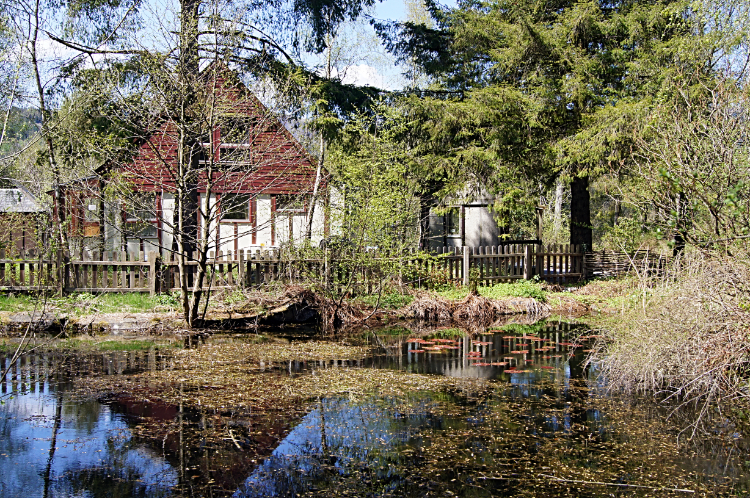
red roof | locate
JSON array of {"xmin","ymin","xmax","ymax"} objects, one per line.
[{"xmin": 104, "ymin": 63, "xmax": 321, "ymax": 195}]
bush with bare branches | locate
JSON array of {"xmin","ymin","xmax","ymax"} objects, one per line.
[{"xmin": 595, "ymin": 250, "xmax": 750, "ymax": 428}]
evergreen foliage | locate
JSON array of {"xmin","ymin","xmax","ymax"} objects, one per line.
[{"xmin": 376, "ymin": 0, "xmax": 749, "ymax": 247}]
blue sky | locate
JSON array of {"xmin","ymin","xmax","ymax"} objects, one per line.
[
  {"xmin": 375, "ymin": 0, "xmax": 408, "ymax": 21},
  {"xmin": 303, "ymin": 0, "xmax": 457, "ymax": 90}
]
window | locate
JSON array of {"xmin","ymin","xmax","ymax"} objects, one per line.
[
  {"xmin": 198, "ymin": 145, "xmax": 251, "ymax": 166},
  {"xmin": 125, "ymin": 222, "xmax": 157, "ymax": 238},
  {"xmin": 445, "ymin": 207, "xmax": 460, "ymax": 236},
  {"xmin": 222, "ymin": 193, "xmax": 251, "ymax": 221},
  {"xmin": 197, "ymin": 147, "xmax": 211, "ymax": 164},
  {"xmin": 126, "ymin": 194, "xmax": 156, "ymax": 222},
  {"xmin": 276, "ymin": 194, "xmax": 305, "ymax": 212},
  {"xmin": 218, "ymin": 146, "xmax": 250, "ymax": 165},
  {"xmin": 125, "ymin": 194, "xmax": 157, "ymax": 238},
  {"xmin": 221, "ymin": 117, "xmax": 254, "ymax": 144}
]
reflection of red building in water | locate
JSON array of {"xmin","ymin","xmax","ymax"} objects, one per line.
[{"xmin": 51, "ymin": 63, "xmax": 329, "ymax": 257}]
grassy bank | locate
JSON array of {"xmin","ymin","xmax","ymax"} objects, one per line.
[
  {"xmin": 0, "ymin": 292, "xmax": 182, "ymax": 315},
  {"xmin": 0, "ymin": 279, "xmax": 558, "ymax": 318},
  {"xmin": 592, "ymin": 252, "xmax": 750, "ymax": 426}
]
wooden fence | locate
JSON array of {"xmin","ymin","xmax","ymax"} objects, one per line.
[
  {"xmin": 584, "ymin": 250, "xmax": 669, "ymax": 279},
  {"xmin": 0, "ymin": 244, "xmax": 589, "ymax": 295},
  {"xmin": 423, "ymin": 244, "xmax": 585, "ymax": 286}
]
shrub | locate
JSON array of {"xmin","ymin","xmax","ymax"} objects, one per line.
[{"xmin": 596, "ymin": 251, "xmax": 750, "ymax": 430}]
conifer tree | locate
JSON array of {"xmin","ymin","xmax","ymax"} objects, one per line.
[{"xmin": 378, "ymin": 0, "xmax": 747, "ymax": 247}]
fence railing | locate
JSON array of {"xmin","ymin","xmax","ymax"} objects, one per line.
[
  {"xmin": 0, "ymin": 244, "xmax": 591, "ymax": 294},
  {"xmin": 584, "ymin": 250, "xmax": 669, "ymax": 279},
  {"xmin": 424, "ymin": 244, "xmax": 585, "ymax": 286}
]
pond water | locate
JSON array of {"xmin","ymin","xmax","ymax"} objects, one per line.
[{"xmin": 2, "ymin": 320, "xmax": 749, "ymax": 497}]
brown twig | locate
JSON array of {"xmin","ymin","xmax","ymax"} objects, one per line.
[{"xmin": 538, "ymin": 474, "xmax": 695, "ymax": 493}]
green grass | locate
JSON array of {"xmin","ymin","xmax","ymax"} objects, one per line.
[
  {"xmin": 435, "ymin": 287, "xmax": 471, "ymax": 300},
  {"xmin": 97, "ymin": 340, "xmax": 177, "ymax": 351},
  {"xmin": 480, "ymin": 280, "xmax": 547, "ymax": 302},
  {"xmin": 0, "ymin": 294, "xmax": 38, "ymax": 312},
  {"xmin": 0, "ymin": 340, "xmax": 16, "ymax": 352},
  {"xmin": 0, "ymin": 292, "xmax": 181, "ymax": 315},
  {"xmin": 436, "ymin": 280, "xmax": 548, "ymax": 303},
  {"xmin": 357, "ymin": 292, "xmax": 414, "ymax": 309}
]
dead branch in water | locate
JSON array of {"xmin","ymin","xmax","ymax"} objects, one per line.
[
  {"xmin": 538, "ymin": 474, "xmax": 694, "ymax": 493},
  {"xmin": 283, "ymin": 286, "xmax": 363, "ymax": 330},
  {"xmin": 403, "ymin": 295, "xmax": 453, "ymax": 321}
]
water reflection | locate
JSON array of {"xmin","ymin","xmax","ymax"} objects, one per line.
[
  {"xmin": 236, "ymin": 397, "xmax": 426, "ymax": 497},
  {"xmin": 0, "ymin": 321, "xmax": 748, "ymax": 497},
  {"xmin": 234, "ymin": 384, "xmax": 718, "ymax": 497},
  {"xmin": 0, "ymin": 382, "xmax": 177, "ymax": 497}
]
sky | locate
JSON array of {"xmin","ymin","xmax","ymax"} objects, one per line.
[
  {"xmin": 313, "ymin": 0, "xmax": 456, "ymax": 91},
  {"xmin": 302, "ymin": 0, "xmax": 413, "ymax": 90},
  {"xmin": 31, "ymin": 0, "xmax": 454, "ymax": 98},
  {"xmin": 376, "ymin": 0, "xmax": 408, "ymax": 21}
]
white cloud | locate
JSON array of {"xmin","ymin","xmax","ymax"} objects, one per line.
[{"xmin": 339, "ymin": 64, "xmax": 387, "ymax": 89}]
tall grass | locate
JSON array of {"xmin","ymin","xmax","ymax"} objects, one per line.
[{"xmin": 595, "ymin": 251, "xmax": 750, "ymax": 433}]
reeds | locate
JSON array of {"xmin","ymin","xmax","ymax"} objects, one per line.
[{"xmin": 595, "ymin": 250, "xmax": 750, "ymax": 434}]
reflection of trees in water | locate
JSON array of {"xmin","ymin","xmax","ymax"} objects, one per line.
[
  {"xmin": 104, "ymin": 393, "xmax": 305, "ymax": 496},
  {"xmin": 236, "ymin": 396, "xmax": 436, "ymax": 497},
  {"xmin": 4, "ymin": 331, "xmax": 748, "ymax": 497},
  {"xmin": 235, "ymin": 382, "xmax": 749, "ymax": 497},
  {"xmin": 1, "ymin": 349, "xmax": 175, "ymax": 394},
  {"xmin": 50, "ymin": 429, "xmax": 177, "ymax": 498},
  {"xmin": 0, "ymin": 377, "xmax": 178, "ymax": 498}
]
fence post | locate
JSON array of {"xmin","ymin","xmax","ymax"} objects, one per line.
[
  {"xmin": 536, "ymin": 243, "xmax": 543, "ymax": 279},
  {"xmin": 148, "ymin": 251, "xmax": 161, "ymax": 296},
  {"xmin": 238, "ymin": 250, "xmax": 246, "ymax": 288},
  {"xmin": 462, "ymin": 246, "xmax": 470, "ymax": 287},
  {"xmin": 581, "ymin": 246, "xmax": 588, "ymax": 281},
  {"xmin": 523, "ymin": 244, "xmax": 532, "ymax": 280}
]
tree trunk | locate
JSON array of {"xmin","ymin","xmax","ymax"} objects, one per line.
[
  {"xmin": 418, "ymin": 195, "xmax": 433, "ymax": 250},
  {"xmin": 98, "ymin": 179, "xmax": 106, "ymax": 255},
  {"xmin": 569, "ymin": 175, "xmax": 592, "ymax": 249},
  {"xmin": 176, "ymin": 0, "xmax": 201, "ymax": 326},
  {"xmin": 613, "ymin": 198, "xmax": 621, "ymax": 226},
  {"xmin": 305, "ymin": 134, "xmax": 325, "ymax": 241},
  {"xmin": 306, "ymin": 33, "xmax": 332, "ymax": 242},
  {"xmin": 31, "ymin": 0, "xmax": 67, "ymax": 250},
  {"xmin": 672, "ymin": 192, "xmax": 687, "ymax": 256},
  {"xmin": 554, "ymin": 178, "xmax": 564, "ymax": 237}
]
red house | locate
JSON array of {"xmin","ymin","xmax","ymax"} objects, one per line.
[{"xmin": 53, "ymin": 64, "xmax": 329, "ymax": 257}]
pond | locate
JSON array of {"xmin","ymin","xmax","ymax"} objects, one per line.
[{"xmin": 1, "ymin": 320, "xmax": 749, "ymax": 497}]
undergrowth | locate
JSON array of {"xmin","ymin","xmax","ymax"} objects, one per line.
[
  {"xmin": 436, "ymin": 280, "xmax": 547, "ymax": 302},
  {"xmin": 596, "ymin": 251, "xmax": 750, "ymax": 435},
  {"xmin": 357, "ymin": 292, "xmax": 414, "ymax": 309}
]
